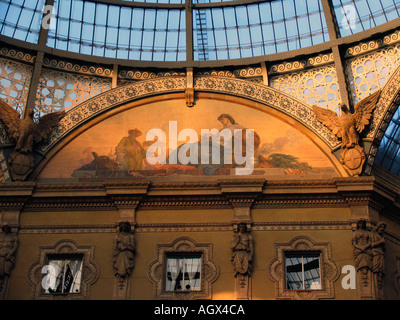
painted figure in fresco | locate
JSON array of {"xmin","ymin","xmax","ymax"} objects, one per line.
[
  {"xmin": 217, "ymin": 114, "xmax": 260, "ymax": 150},
  {"xmin": 218, "ymin": 114, "xmax": 245, "ymax": 132},
  {"xmin": 352, "ymin": 220, "xmax": 373, "ymax": 274},
  {"xmin": 231, "ymin": 223, "xmax": 253, "ymax": 277},
  {"xmin": 113, "ymin": 222, "xmax": 135, "ymax": 279},
  {"xmin": 217, "ymin": 114, "xmax": 260, "ymax": 166},
  {"xmin": 0, "ymin": 224, "xmax": 18, "ymax": 278},
  {"xmin": 371, "ymin": 222, "xmax": 386, "ymax": 289},
  {"xmin": 116, "ymin": 129, "xmax": 146, "ymax": 171}
]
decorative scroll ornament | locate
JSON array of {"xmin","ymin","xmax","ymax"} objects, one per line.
[
  {"xmin": 0, "ymin": 99, "xmax": 64, "ymax": 181},
  {"xmin": 312, "ymin": 89, "xmax": 381, "ymax": 176}
]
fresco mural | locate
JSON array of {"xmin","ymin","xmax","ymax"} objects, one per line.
[{"xmin": 37, "ymin": 99, "xmax": 339, "ymax": 181}]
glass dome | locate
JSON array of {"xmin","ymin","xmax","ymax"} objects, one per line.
[{"xmin": 1, "ymin": 0, "xmax": 399, "ymax": 63}]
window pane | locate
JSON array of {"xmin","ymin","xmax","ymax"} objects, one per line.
[
  {"xmin": 285, "ymin": 256, "xmax": 304, "ymax": 290},
  {"xmin": 166, "ymin": 256, "xmax": 201, "ymax": 292},
  {"xmin": 303, "ymin": 256, "xmax": 321, "ymax": 289},
  {"xmin": 45, "ymin": 257, "xmax": 83, "ymax": 294},
  {"xmin": 285, "ymin": 254, "xmax": 320, "ymax": 290}
]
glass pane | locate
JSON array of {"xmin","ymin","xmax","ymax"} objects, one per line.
[
  {"xmin": 46, "ymin": 0, "xmax": 185, "ymax": 61},
  {"xmin": 193, "ymin": 0, "xmax": 329, "ymax": 61},
  {"xmin": 45, "ymin": 257, "xmax": 83, "ymax": 294},
  {"xmin": 285, "ymin": 256, "xmax": 304, "ymax": 290},
  {"xmin": 0, "ymin": 0, "xmax": 45, "ymax": 43},
  {"xmin": 285, "ymin": 254, "xmax": 320, "ymax": 290},
  {"xmin": 166, "ymin": 256, "xmax": 201, "ymax": 292},
  {"xmin": 303, "ymin": 256, "xmax": 321, "ymax": 289},
  {"xmin": 332, "ymin": 0, "xmax": 400, "ymax": 37},
  {"xmin": 376, "ymin": 106, "xmax": 400, "ymax": 176}
]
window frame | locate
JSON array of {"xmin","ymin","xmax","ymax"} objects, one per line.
[
  {"xmin": 164, "ymin": 252, "xmax": 202, "ymax": 293},
  {"xmin": 284, "ymin": 251, "xmax": 322, "ymax": 291},
  {"xmin": 268, "ymin": 236, "xmax": 340, "ymax": 300},
  {"xmin": 44, "ymin": 254, "xmax": 84, "ymax": 295},
  {"xmin": 28, "ymin": 239, "xmax": 99, "ymax": 300},
  {"xmin": 148, "ymin": 237, "xmax": 219, "ymax": 300}
]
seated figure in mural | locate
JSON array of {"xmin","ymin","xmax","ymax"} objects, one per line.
[
  {"xmin": 0, "ymin": 224, "xmax": 18, "ymax": 278},
  {"xmin": 217, "ymin": 113, "xmax": 260, "ymax": 157},
  {"xmin": 231, "ymin": 223, "xmax": 253, "ymax": 277},
  {"xmin": 113, "ymin": 222, "xmax": 135, "ymax": 279},
  {"xmin": 116, "ymin": 129, "xmax": 146, "ymax": 171},
  {"xmin": 197, "ymin": 114, "xmax": 261, "ymax": 175}
]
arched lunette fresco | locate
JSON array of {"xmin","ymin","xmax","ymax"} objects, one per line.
[
  {"xmin": 3, "ymin": 70, "xmax": 400, "ymax": 181},
  {"xmin": 34, "ymin": 76, "xmax": 341, "ymax": 158}
]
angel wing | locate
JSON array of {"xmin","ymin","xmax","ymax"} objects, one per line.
[
  {"xmin": 0, "ymin": 98, "xmax": 22, "ymax": 140},
  {"xmin": 312, "ymin": 105, "xmax": 341, "ymax": 137},
  {"xmin": 32, "ymin": 110, "xmax": 65, "ymax": 144},
  {"xmin": 353, "ymin": 89, "xmax": 381, "ymax": 133}
]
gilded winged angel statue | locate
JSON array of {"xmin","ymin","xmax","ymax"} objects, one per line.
[
  {"xmin": 312, "ymin": 89, "xmax": 381, "ymax": 176},
  {"xmin": 0, "ymin": 99, "xmax": 65, "ymax": 154}
]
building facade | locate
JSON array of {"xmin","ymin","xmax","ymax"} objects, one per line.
[{"xmin": 0, "ymin": 0, "xmax": 400, "ymax": 300}]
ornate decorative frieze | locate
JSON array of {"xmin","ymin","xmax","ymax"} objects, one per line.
[
  {"xmin": 0, "ymin": 46, "xmax": 35, "ymax": 64},
  {"xmin": 195, "ymin": 66, "xmax": 263, "ymax": 80},
  {"xmin": 269, "ymin": 53, "xmax": 334, "ymax": 75},
  {"xmin": 118, "ymin": 68, "xmax": 185, "ymax": 81},
  {"xmin": 17, "ymin": 221, "xmax": 352, "ymax": 234},
  {"xmin": 0, "ymin": 176, "xmax": 395, "ymax": 211},
  {"xmin": 42, "ymin": 57, "xmax": 113, "ymax": 78},
  {"xmin": 137, "ymin": 222, "xmax": 231, "ymax": 233},
  {"xmin": 19, "ymin": 224, "xmax": 115, "ymax": 234},
  {"xmin": 252, "ymin": 221, "xmax": 350, "ymax": 231},
  {"xmin": 345, "ymin": 30, "xmax": 400, "ymax": 58}
]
